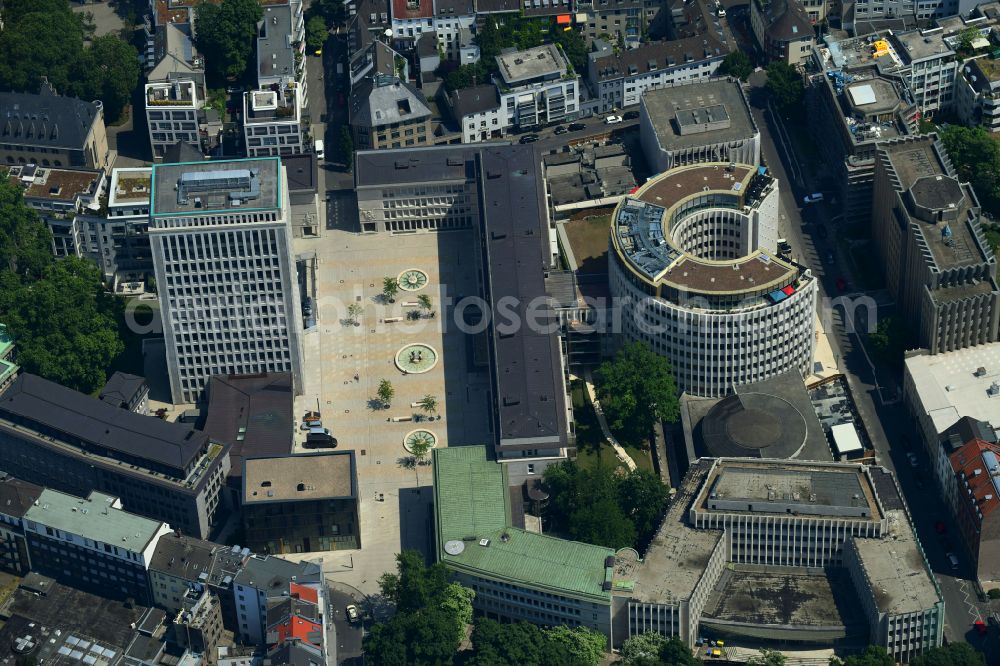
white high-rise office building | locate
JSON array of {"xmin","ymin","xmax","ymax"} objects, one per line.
[{"xmin": 149, "ymin": 158, "xmax": 304, "ymax": 404}]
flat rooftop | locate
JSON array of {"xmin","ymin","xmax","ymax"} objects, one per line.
[
  {"xmin": 892, "ymin": 30, "xmax": 953, "ymax": 63},
  {"xmin": 693, "ymin": 459, "xmax": 882, "ymax": 521},
  {"xmin": 614, "ymin": 164, "xmax": 800, "ymax": 295},
  {"xmin": 629, "ymin": 459, "xmax": 725, "ymax": 604},
  {"xmin": 354, "ymin": 146, "xmax": 477, "ymax": 188},
  {"xmin": 642, "ymin": 79, "xmax": 756, "ymax": 151},
  {"xmin": 904, "ymin": 343, "xmax": 1000, "ymax": 434},
  {"xmin": 881, "ymin": 137, "xmax": 985, "ymax": 271},
  {"xmin": 151, "ymin": 157, "xmax": 281, "ymax": 216},
  {"xmin": 258, "ymin": 3, "xmax": 295, "ymax": 80},
  {"xmin": 434, "ymin": 446, "xmax": 614, "ymax": 604},
  {"xmin": 11, "ymin": 167, "xmax": 101, "ymax": 203},
  {"xmin": 496, "ymin": 44, "xmax": 566, "ymax": 85},
  {"xmin": 703, "ymin": 566, "xmax": 860, "ymax": 628},
  {"xmin": 243, "ymin": 452, "xmax": 356, "ymax": 504},
  {"xmin": 24, "ymin": 489, "xmax": 165, "ymax": 553},
  {"xmin": 854, "ymin": 506, "xmax": 940, "ymax": 615}
]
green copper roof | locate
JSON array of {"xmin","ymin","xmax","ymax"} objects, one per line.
[{"xmin": 433, "ymin": 446, "xmax": 614, "ymax": 604}]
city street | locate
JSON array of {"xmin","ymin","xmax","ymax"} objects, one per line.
[{"xmin": 749, "ymin": 74, "xmax": 999, "ymax": 658}]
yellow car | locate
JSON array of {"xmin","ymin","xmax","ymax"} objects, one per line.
[
  {"xmin": 712, "ymin": 649, "xmax": 722, "ymax": 658},
  {"xmin": 314, "ymin": 48, "xmax": 322, "ymax": 56},
  {"xmin": 715, "ymin": 640, "xmax": 725, "ymax": 647}
]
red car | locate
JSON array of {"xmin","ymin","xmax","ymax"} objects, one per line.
[{"xmin": 974, "ymin": 620, "xmax": 987, "ymax": 636}]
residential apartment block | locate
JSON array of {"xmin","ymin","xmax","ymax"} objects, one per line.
[
  {"xmin": 102, "ymin": 167, "xmax": 155, "ymax": 290},
  {"xmin": 871, "ymin": 134, "xmax": 999, "ymax": 354},
  {"xmin": 0, "ymin": 475, "xmax": 42, "ymax": 575},
  {"xmin": 956, "ymin": 54, "xmax": 1000, "ymax": 133},
  {"xmin": 495, "ymin": 44, "xmax": 579, "ymax": 128},
  {"xmin": 257, "ymin": 0, "xmax": 309, "ymax": 111},
  {"xmin": 349, "ymin": 76, "xmax": 433, "ymax": 150},
  {"xmin": 0, "ymin": 83, "xmax": 109, "ymax": 170},
  {"xmin": 24, "ymin": 488, "xmax": 172, "ymax": 605},
  {"xmin": 0, "ymin": 373, "xmax": 231, "ymax": 538},
  {"xmin": 587, "ymin": 37, "xmax": 729, "ymax": 113},
  {"xmin": 149, "ymin": 158, "xmax": 305, "ymax": 404},
  {"xmin": 390, "ymin": 0, "xmax": 479, "ymax": 63},
  {"xmin": 751, "ymin": 0, "xmax": 814, "ymax": 66},
  {"xmin": 243, "ymin": 87, "xmax": 307, "ymax": 158},
  {"xmin": 232, "ymin": 556, "xmax": 322, "ymax": 645}
]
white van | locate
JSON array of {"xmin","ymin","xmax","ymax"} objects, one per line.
[{"xmin": 314, "ymin": 139, "xmax": 325, "ymax": 161}]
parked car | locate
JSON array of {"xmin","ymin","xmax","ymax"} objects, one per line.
[
  {"xmin": 568, "ymin": 122, "xmax": 587, "ymax": 131},
  {"xmin": 947, "ymin": 552, "xmax": 959, "ymax": 569},
  {"xmin": 346, "ymin": 604, "xmax": 360, "ymax": 623},
  {"xmin": 605, "ymin": 114, "xmax": 623, "ymax": 125},
  {"xmin": 519, "ymin": 134, "xmax": 540, "ymax": 144},
  {"xmin": 623, "ymin": 110, "xmax": 639, "ymax": 120},
  {"xmin": 803, "ymin": 192, "xmax": 824, "ymax": 204},
  {"xmin": 314, "ymin": 139, "xmax": 325, "ymax": 161},
  {"xmin": 907, "ymin": 452, "xmax": 919, "ymax": 467},
  {"xmin": 554, "ymin": 125, "xmax": 568, "ymax": 135}
]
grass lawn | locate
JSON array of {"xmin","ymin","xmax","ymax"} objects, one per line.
[
  {"xmin": 571, "ymin": 380, "xmax": 654, "ymax": 474},
  {"xmin": 563, "ymin": 216, "xmax": 610, "ymax": 275}
]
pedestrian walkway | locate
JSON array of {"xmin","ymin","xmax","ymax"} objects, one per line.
[{"xmin": 579, "ymin": 370, "xmax": 637, "ymax": 472}]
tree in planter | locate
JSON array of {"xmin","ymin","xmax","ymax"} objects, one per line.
[
  {"xmin": 382, "ymin": 277, "xmax": 399, "ymax": 303},
  {"xmin": 347, "ymin": 302, "xmax": 363, "ymax": 326},
  {"xmin": 418, "ymin": 394, "xmax": 438, "ymax": 416},
  {"xmin": 417, "ymin": 293, "xmax": 434, "ymax": 317},
  {"xmin": 409, "ymin": 434, "xmax": 433, "ymax": 486},
  {"xmin": 376, "ymin": 378, "xmax": 394, "ymax": 408}
]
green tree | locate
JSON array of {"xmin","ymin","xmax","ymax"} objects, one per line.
[
  {"xmin": 940, "ymin": 125, "xmax": 1000, "ymax": 216},
  {"xmin": 988, "ymin": 587, "xmax": 1000, "ymax": 599},
  {"xmin": 620, "ymin": 632, "xmax": 668, "ymax": 666},
  {"xmin": 552, "ymin": 25, "xmax": 588, "ymax": 73},
  {"xmin": 364, "ymin": 551, "xmax": 470, "ymax": 665},
  {"xmin": 719, "ymin": 50, "xmax": 753, "ymax": 82},
  {"xmin": 340, "ymin": 126, "xmax": 355, "ymax": 171},
  {"xmin": 748, "ymin": 648, "xmax": 787, "ymax": 666},
  {"xmin": 417, "ymin": 294, "xmax": 434, "ymax": 316},
  {"xmin": 347, "ymin": 302, "xmax": 363, "ymax": 325},
  {"xmin": 617, "ymin": 468, "xmax": 670, "ymax": 550},
  {"xmin": 0, "ymin": 179, "xmax": 54, "ymax": 281},
  {"xmin": 444, "ymin": 61, "xmax": 489, "ymax": 91},
  {"xmin": 0, "ymin": 258, "xmax": 124, "ymax": 394},
  {"xmin": 867, "ymin": 315, "xmax": 908, "ymax": 366},
  {"xmin": 958, "ymin": 26, "xmax": 981, "ymax": 52},
  {"xmin": 306, "ymin": 15, "xmax": 327, "ymax": 53},
  {"xmin": 308, "ymin": 0, "xmax": 347, "ymax": 27},
  {"xmin": 545, "ymin": 625, "xmax": 606, "ymax": 665},
  {"xmin": 831, "ymin": 646, "xmax": 896, "ymax": 666},
  {"xmin": 194, "ymin": 0, "xmax": 264, "ymax": 85},
  {"xmin": 0, "ymin": 4, "xmax": 84, "ymax": 95},
  {"xmin": 595, "ymin": 341, "xmax": 679, "ymax": 445},
  {"xmin": 376, "ymin": 378, "xmax": 394, "ymax": 407},
  {"xmin": 382, "ymin": 277, "xmax": 399, "ymax": 303},
  {"xmin": 910, "ymin": 642, "xmax": 986, "ymax": 666},
  {"xmin": 658, "ymin": 636, "xmax": 701, "ymax": 666},
  {"xmin": 75, "ymin": 34, "xmax": 140, "ymax": 122},
  {"xmin": 418, "ymin": 394, "xmax": 438, "ymax": 415},
  {"xmin": 765, "ymin": 61, "xmax": 804, "ymax": 113},
  {"xmin": 467, "ymin": 620, "xmax": 551, "ymax": 666}
]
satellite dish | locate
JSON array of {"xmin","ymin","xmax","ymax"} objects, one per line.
[
  {"xmin": 384, "ymin": 29, "xmax": 393, "ymax": 38},
  {"xmin": 443, "ymin": 540, "xmax": 465, "ymax": 555}
]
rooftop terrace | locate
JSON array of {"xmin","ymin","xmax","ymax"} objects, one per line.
[
  {"xmin": 433, "ymin": 446, "xmax": 614, "ymax": 604},
  {"xmin": 496, "ymin": 44, "xmax": 566, "ymax": 86},
  {"xmin": 109, "ymin": 168, "xmax": 153, "ymax": 206}
]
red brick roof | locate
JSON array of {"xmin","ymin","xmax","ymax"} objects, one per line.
[
  {"xmin": 950, "ymin": 438, "xmax": 1000, "ymax": 522},
  {"xmin": 392, "ymin": 0, "xmax": 434, "ymax": 19}
]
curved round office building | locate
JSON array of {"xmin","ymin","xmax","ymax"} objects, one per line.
[{"xmin": 609, "ymin": 162, "xmax": 817, "ymax": 397}]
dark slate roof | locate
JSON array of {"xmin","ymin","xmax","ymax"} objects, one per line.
[
  {"xmin": 759, "ymin": 0, "xmax": 813, "ymax": 43},
  {"xmin": 479, "ymin": 146, "xmax": 568, "ymax": 449},
  {"xmin": 201, "ymin": 373, "xmax": 294, "ymax": 481},
  {"xmin": 449, "ymin": 84, "xmax": 500, "ymax": 118},
  {"xmin": 99, "ymin": 371, "xmax": 148, "ymax": 410},
  {"xmin": 589, "ymin": 37, "xmax": 730, "ymax": 82},
  {"xmin": 0, "ymin": 474, "xmax": 43, "ymax": 519},
  {"xmin": 149, "ymin": 533, "xmax": 215, "ymax": 580},
  {"xmin": 0, "ymin": 83, "xmax": 103, "ymax": 151},
  {"xmin": 349, "ymin": 76, "xmax": 431, "ymax": 128},
  {"xmin": 234, "ymin": 556, "xmax": 322, "ymax": 592},
  {"xmin": 416, "ymin": 31, "xmax": 439, "ymax": 58},
  {"xmin": 0, "ymin": 374, "xmax": 209, "ymax": 472},
  {"xmin": 282, "ymin": 154, "xmax": 318, "ymax": 193},
  {"xmin": 474, "ymin": 0, "xmax": 520, "ymax": 11},
  {"xmin": 162, "ymin": 140, "xmax": 204, "ymax": 163}
]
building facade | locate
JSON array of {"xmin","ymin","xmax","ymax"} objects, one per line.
[
  {"xmin": 495, "ymin": 44, "xmax": 580, "ymax": 129},
  {"xmin": 241, "ymin": 453, "xmax": 360, "ymax": 554},
  {"xmin": 0, "ymin": 83, "xmax": 109, "ymax": 170},
  {"xmin": 0, "ymin": 373, "xmax": 231, "ymax": 538},
  {"xmin": 608, "ymin": 163, "xmax": 817, "ymax": 397},
  {"xmin": 232, "ymin": 556, "xmax": 323, "ymax": 646},
  {"xmin": 0, "ymin": 475, "xmax": 42, "ymax": 575},
  {"xmin": 149, "ymin": 158, "xmax": 305, "ymax": 404},
  {"xmin": 243, "ymin": 87, "xmax": 307, "ymax": 158},
  {"xmin": 349, "ymin": 76, "xmax": 433, "ymax": 150},
  {"xmin": 871, "ymin": 134, "xmax": 999, "ymax": 355},
  {"xmin": 639, "ymin": 78, "xmax": 760, "ymax": 173},
  {"xmin": 750, "ymin": 0, "xmax": 814, "ymax": 66},
  {"xmin": 23, "ymin": 489, "xmax": 172, "ymax": 605}
]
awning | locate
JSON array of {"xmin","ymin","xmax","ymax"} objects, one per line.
[
  {"xmin": 767, "ymin": 290, "xmax": 788, "ymax": 303},
  {"xmin": 557, "ymin": 14, "xmax": 571, "ymax": 24},
  {"xmin": 781, "ymin": 285, "xmax": 795, "ymax": 296}
]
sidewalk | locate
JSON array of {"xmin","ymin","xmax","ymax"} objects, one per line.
[{"xmin": 579, "ymin": 370, "xmax": 637, "ymax": 472}]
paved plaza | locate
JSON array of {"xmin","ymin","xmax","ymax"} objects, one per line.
[{"xmin": 285, "ymin": 224, "xmax": 492, "ymax": 594}]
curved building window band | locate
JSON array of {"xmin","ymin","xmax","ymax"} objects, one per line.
[{"xmin": 609, "ymin": 162, "xmax": 817, "ymax": 397}]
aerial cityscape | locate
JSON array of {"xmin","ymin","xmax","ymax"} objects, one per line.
[{"xmin": 0, "ymin": 0, "xmax": 1000, "ymax": 664}]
